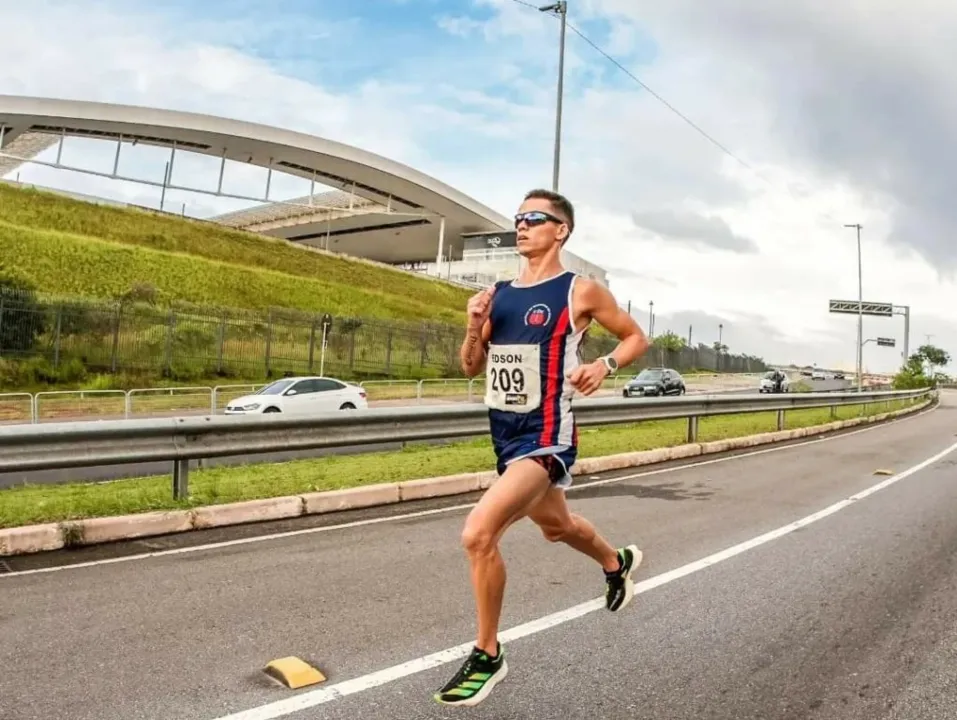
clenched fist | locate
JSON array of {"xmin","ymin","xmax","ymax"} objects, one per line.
[
  {"xmin": 567, "ymin": 360, "xmax": 609, "ymax": 396},
  {"xmin": 466, "ymin": 286, "xmax": 495, "ymax": 329}
]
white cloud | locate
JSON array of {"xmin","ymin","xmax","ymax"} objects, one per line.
[{"xmin": 1, "ymin": 0, "xmax": 954, "ymax": 374}]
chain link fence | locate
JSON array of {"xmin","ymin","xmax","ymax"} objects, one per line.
[{"xmin": 0, "ymin": 289, "xmax": 768, "ymax": 384}]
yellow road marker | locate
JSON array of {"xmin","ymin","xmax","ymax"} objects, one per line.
[
  {"xmin": 873, "ymin": 469, "xmax": 895, "ymax": 476},
  {"xmin": 264, "ymin": 657, "xmax": 327, "ymax": 689}
]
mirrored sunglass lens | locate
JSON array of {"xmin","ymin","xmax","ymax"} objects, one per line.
[{"xmin": 515, "ymin": 212, "xmax": 548, "ymax": 226}]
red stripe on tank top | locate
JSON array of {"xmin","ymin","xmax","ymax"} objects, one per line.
[{"xmin": 540, "ymin": 307, "xmax": 570, "ymax": 446}]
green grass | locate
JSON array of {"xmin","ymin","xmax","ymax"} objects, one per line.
[
  {"xmin": 0, "ymin": 397, "xmax": 923, "ymax": 528},
  {"xmin": 0, "ymin": 220, "xmax": 467, "ymax": 324},
  {"xmin": 0, "ymin": 183, "xmax": 472, "ymax": 321}
]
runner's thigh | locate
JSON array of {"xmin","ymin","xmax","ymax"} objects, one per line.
[
  {"xmin": 467, "ymin": 458, "xmax": 553, "ymax": 540},
  {"xmin": 526, "ymin": 484, "xmax": 574, "ymax": 536}
]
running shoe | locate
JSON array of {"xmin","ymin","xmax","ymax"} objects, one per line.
[
  {"xmin": 605, "ymin": 544, "xmax": 643, "ymax": 612},
  {"xmin": 433, "ymin": 644, "xmax": 508, "ymax": 706}
]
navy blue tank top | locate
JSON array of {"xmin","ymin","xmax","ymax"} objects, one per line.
[{"xmin": 484, "ymin": 270, "xmax": 586, "ymax": 448}]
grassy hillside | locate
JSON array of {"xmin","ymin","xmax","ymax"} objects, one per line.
[{"xmin": 0, "ymin": 183, "xmax": 472, "ymax": 322}]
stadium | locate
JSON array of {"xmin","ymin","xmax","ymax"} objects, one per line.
[{"xmin": 0, "ymin": 94, "xmax": 608, "ymax": 289}]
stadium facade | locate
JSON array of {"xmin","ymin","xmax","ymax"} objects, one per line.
[{"xmin": 0, "ymin": 95, "xmax": 608, "ymax": 289}]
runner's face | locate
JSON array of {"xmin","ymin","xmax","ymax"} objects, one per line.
[{"xmin": 514, "ymin": 198, "xmax": 568, "ymax": 257}]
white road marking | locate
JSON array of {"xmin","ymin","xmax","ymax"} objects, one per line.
[
  {"xmin": 0, "ymin": 400, "xmax": 935, "ymax": 579},
  {"xmin": 208, "ymin": 436, "xmax": 957, "ymax": 720}
]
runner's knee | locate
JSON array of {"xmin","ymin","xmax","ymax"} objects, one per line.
[{"xmin": 461, "ymin": 517, "xmax": 496, "ymax": 555}]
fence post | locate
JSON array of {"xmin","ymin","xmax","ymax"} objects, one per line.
[
  {"xmin": 110, "ymin": 305, "xmax": 122, "ymax": 373},
  {"xmin": 173, "ymin": 459, "xmax": 189, "ymax": 500},
  {"xmin": 687, "ymin": 416, "xmax": 699, "ymax": 442},
  {"xmin": 53, "ymin": 304, "xmax": 62, "ymax": 369},
  {"xmin": 216, "ymin": 312, "xmax": 227, "ymax": 375},
  {"xmin": 264, "ymin": 309, "xmax": 273, "ymax": 376},
  {"xmin": 307, "ymin": 316, "xmax": 317, "ymax": 373},
  {"xmin": 385, "ymin": 328, "xmax": 393, "ymax": 375},
  {"xmin": 163, "ymin": 309, "xmax": 176, "ymax": 375},
  {"xmin": 776, "ymin": 409, "xmax": 785, "ymax": 431}
]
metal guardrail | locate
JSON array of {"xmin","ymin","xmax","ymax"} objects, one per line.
[{"xmin": 0, "ymin": 388, "xmax": 932, "ymax": 500}]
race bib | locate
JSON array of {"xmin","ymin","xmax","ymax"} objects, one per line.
[{"xmin": 484, "ymin": 343, "xmax": 541, "ymax": 413}]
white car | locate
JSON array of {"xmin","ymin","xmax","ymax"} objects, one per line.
[
  {"xmin": 759, "ymin": 371, "xmax": 790, "ymax": 393},
  {"xmin": 811, "ymin": 370, "xmax": 828, "ymax": 381},
  {"xmin": 224, "ymin": 376, "xmax": 368, "ymax": 415}
]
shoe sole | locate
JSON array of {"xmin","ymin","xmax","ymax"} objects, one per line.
[
  {"xmin": 609, "ymin": 544, "xmax": 643, "ymax": 612},
  {"xmin": 433, "ymin": 660, "xmax": 509, "ymax": 707}
]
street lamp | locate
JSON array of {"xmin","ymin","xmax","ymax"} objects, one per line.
[
  {"xmin": 538, "ymin": 1, "xmax": 567, "ymax": 192},
  {"xmin": 844, "ymin": 223, "xmax": 863, "ymax": 392}
]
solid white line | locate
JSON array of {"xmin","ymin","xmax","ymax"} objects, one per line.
[
  {"xmin": 0, "ymin": 401, "xmax": 936, "ymax": 579},
  {"xmin": 209, "ymin": 436, "xmax": 957, "ymax": 720}
]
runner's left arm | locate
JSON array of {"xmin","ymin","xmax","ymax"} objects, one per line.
[{"xmin": 569, "ymin": 279, "xmax": 650, "ymax": 395}]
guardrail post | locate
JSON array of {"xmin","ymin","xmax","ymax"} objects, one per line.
[
  {"xmin": 173, "ymin": 459, "xmax": 189, "ymax": 500},
  {"xmin": 687, "ymin": 416, "xmax": 699, "ymax": 443},
  {"xmin": 830, "ymin": 405, "xmax": 837, "ymax": 419},
  {"xmin": 776, "ymin": 409, "xmax": 785, "ymax": 431},
  {"xmin": 417, "ymin": 380, "xmax": 423, "ymax": 403}
]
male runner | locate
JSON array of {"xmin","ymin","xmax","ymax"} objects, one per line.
[{"xmin": 433, "ymin": 188, "xmax": 651, "ymax": 707}]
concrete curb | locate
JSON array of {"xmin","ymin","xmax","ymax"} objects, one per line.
[{"xmin": 0, "ymin": 399, "xmax": 930, "ymax": 557}]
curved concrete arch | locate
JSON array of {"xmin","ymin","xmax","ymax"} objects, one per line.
[{"xmin": 0, "ymin": 94, "xmax": 511, "ymax": 263}]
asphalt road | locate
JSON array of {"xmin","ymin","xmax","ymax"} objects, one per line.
[
  {"xmin": 0, "ymin": 382, "xmax": 852, "ymax": 489},
  {"xmin": 1, "ymin": 391, "xmax": 953, "ymax": 720}
]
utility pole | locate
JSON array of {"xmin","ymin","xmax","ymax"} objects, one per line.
[
  {"xmin": 648, "ymin": 300, "xmax": 654, "ymax": 339},
  {"xmin": 688, "ymin": 325, "xmax": 692, "ymax": 346},
  {"xmin": 844, "ymin": 223, "xmax": 864, "ymax": 392},
  {"xmin": 539, "ymin": 1, "xmax": 567, "ymax": 192}
]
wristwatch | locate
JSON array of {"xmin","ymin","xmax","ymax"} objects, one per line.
[{"xmin": 598, "ymin": 355, "xmax": 618, "ymax": 373}]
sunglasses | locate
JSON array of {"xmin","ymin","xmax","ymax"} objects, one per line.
[{"xmin": 514, "ymin": 210, "xmax": 564, "ymax": 228}]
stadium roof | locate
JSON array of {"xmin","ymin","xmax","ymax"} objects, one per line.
[{"xmin": 0, "ymin": 95, "xmax": 511, "ymax": 264}]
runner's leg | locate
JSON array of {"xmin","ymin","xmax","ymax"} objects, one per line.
[
  {"xmin": 433, "ymin": 457, "xmax": 552, "ymax": 706},
  {"xmin": 527, "ymin": 479, "xmax": 643, "ymax": 612},
  {"xmin": 461, "ymin": 457, "xmax": 552, "ymax": 654},
  {"xmin": 526, "ymin": 484, "xmax": 620, "ymax": 571}
]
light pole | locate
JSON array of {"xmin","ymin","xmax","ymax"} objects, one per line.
[
  {"xmin": 844, "ymin": 223, "xmax": 863, "ymax": 392},
  {"xmin": 718, "ymin": 323, "xmax": 723, "ymax": 371},
  {"xmin": 539, "ymin": 1, "xmax": 567, "ymax": 192}
]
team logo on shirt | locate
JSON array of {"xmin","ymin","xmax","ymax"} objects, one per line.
[{"xmin": 524, "ymin": 303, "xmax": 551, "ymax": 327}]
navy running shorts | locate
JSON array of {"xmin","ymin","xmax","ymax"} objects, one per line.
[{"xmin": 492, "ymin": 434, "xmax": 577, "ymax": 489}]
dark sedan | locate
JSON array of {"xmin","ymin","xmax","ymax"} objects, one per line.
[{"xmin": 622, "ymin": 368, "xmax": 686, "ymax": 397}]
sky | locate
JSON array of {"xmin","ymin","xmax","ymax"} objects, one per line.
[{"xmin": 1, "ymin": 0, "xmax": 955, "ymax": 374}]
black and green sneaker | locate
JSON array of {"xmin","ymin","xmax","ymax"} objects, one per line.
[
  {"xmin": 604, "ymin": 544, "xmax": 643, "ymax": 612},
  {"xmin": 433, "ymin": 644, "xmax": 508, "ymax": 707}
]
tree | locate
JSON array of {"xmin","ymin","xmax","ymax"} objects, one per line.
[
  {"xmin": 914, "ymin": 344, "xmax": 951, "ymax": 373},
  {"xmin": 893, "ymin": 353, "xmax": 932, "ymax": 389},
  {"xmin": 712, "ymin": 341, "xmax": 728, "ymax": 353},
  {"xmin": 653, "ymin": 331, "xmax": 686, "ymax": 352}
]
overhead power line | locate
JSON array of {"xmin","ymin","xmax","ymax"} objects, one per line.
[{"xmin": 506, "ymin": 0, "xmax": 756, "ymax": 175}]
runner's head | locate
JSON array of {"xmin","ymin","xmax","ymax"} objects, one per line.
[{"xmin": 515, "ymin": 189, "xmax": 574, "ymax": 257}]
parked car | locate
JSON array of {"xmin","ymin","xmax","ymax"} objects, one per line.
[
  {"xmin": 224, "ymin": 376, "xmax": 368, "ymax": 415},
  {"xmin": 759, "ymin": 370, "xmax": 790, "ymax": 393},
  {"xmin": 622, "ymin": 367, "xmax": 686, "ymax": 397}
]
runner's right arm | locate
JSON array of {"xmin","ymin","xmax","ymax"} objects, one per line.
[
  {"xmin": 460, "ymin": 319, "xmax": 491, "ymax": 377},
  {"xmin": 460, "ymin": 286, "xmax": 495, "ymax": 377}
]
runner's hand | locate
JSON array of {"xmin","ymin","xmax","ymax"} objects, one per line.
[
  {"xmin": 568, "ymin": 361, "xmax": 609, "ymax": 396},
  {"xmin": 466, "ymin": 286, "xmax": 495, "ymax": 329}
]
